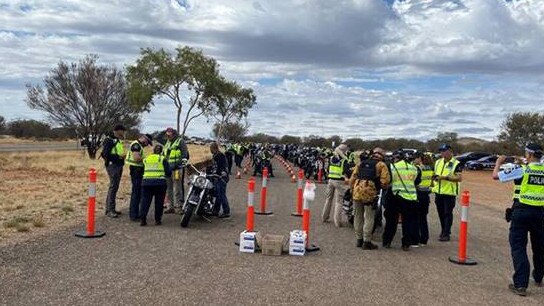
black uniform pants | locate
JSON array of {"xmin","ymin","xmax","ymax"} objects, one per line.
[
  {"xmin": 225, "ymin": 152, "xmax": 234, "ymax": 174},
  {"xmin": 382, "ymin": 192, "xmax": 400, "ymax": 246},
  {"xmin": 129, "ymin": 166, "xmax": 144, "ymax": 219},
  {"xmin": 105, "ymin": 163, "xmax": 123, "ymax": 214},
  {"xmin": 140, "ymin": 184, "xmax": 167, "ymax": 223},
  {"xmin": 435, "ymin": 194, "xmax": 456, "ymax": 237},
  {"xmin": 235, "ymin": 154, "xmax": 243, "ymax": 168},
  {"xmin": 509, "ymin": 203, "xmax": 544, "ymax": 288},
  {"xmin": 383, "ymin": 194, "xmax": 418, "ymax": 247},
  {"xmin": 416, "ymin": 191, "xmax": 430, "ymax": 244}
]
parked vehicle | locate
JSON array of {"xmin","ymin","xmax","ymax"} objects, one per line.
[
  {"xmin": 467, "ymin": 155, "xmax": 517, "ymax": 170},
  {"xmin": 455, "ymin": 152, "xmax": 491, "ymax": 168},
  {"xmin": 180, "ymin": 164, "xmax": 218, "ymax": 228}
]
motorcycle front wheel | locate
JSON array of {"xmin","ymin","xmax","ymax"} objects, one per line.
[{"xmin": 180, "ymin": 204, "xmax": 196, "ymax": 228}]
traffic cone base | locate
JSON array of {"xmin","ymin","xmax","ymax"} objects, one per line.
[
  {"xmin": 75, "ymin": 231, "xmax": 105, "ymax": 238},
  {"xmin": 291, "ymin": 212, "xmax": 303, "ymax": 217},
  {"xmin": 448, "ymin": 257, "xmax": 477, "ymax": 266},
  {"xmin": 306, "ymin": 244, "xmax": 320, "ymax": 252}
]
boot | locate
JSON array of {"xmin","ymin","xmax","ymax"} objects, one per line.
[
  {"xmin": 362, "ymin": 241, "xmax": 378, "ymax": 250},
  {"xmin": 356, "ymin": 239, "xmax": 363, "ymax": 248}
]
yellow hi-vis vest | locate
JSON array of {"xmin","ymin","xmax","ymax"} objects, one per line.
[
  {"xmin": 143, "ymin": 154, "xmax": 166, "ymax": 180},
  {"xmin": 518, "ymin": 163, "xmax": 544, "ymax": 206},
  {"xmin": 110, "ymin": 138, "xmax": 125, "ymax": 157},
  {"xmin": 164, "ymin": 137, "xmax": 183, "ymax": 164},
  {"xmin": 391, "ymin": 160, "xmax": 418, "ymax": 201},
  {"xmin": 513, "ymin": 165, "xmax": 525, "ymax": 201},
  {"xmin": 234, "ymin": 144, "xmax": 244, "ymax": 156},
  {"xmin": 126, "ymin": 140, "xmax": 144, "ymax": 167},
  {"xmin": 328, "ymin": 157, "xmax": 346, "ymax": 180},
  {"xmin": 432, "ymin": 158, "xmax": 460, "ymax": 196},
  {"xmin": 418, "ymin": 165, "xmax": 434, "ymax": 191}
]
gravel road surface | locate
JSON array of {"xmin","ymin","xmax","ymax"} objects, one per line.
[{"xmin": 1, "ymin": 159, "xmax": 543, "ymax": 305}]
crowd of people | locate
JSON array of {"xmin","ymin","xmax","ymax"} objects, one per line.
[
  {"xmin": 272, "ymin": 141, "xmax": 543, "ymax": 296},
  {"xmin": 99, "ymin": 123, "xmax": 543, "ymax": 297},
  {"xmin": 100, "ymin": 124, "xmax": 231, "ymax": 226}
]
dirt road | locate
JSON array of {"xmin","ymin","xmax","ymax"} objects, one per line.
[{"xmin": 1, "ymin": 160, "xmax": 542, "ymax": 305}]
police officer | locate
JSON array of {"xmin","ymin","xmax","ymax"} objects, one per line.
[
  {"xmin": 140, "ymin": 145, "xmax": 171, "ymax": 226},
  {"xmin": 125, "ymin": 134, "xmax": 153, "ymax": 221},
  {"xmin": 262, "ymin": 145, "xmax": 275, "ymax": 177},
  {"xmin": 432, "ymin": 144, "xmax": 462, "ymax": 242},
  {"xmin": 163, "ymin": 128, "xmax": 189, "ymax": 214},
  {"xmin": 102, "ymin": 124, "xmax": 126, "ymax": 218},
  {"xmin": 493, "ymin": 143, "xmax": 544, "ymax": 296},
  {"xmin": 322, "ymin": 144, "xmax": 350, "ymax": 227},
  {"xmin": 383, "ymin": 150, "xmax": 421, "ymax": 251},
  {"xmin": 414, "ymin": 152, "xmax": 435, "ymax": 246},
  {"xmin": 225, "ymin": 143, "xmax": 235, "ymax": 175},
  {"xmin": 233, "ymin": 143, "xmax": 244, "ymax": 168}
]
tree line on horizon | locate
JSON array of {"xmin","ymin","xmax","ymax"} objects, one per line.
[
  {"xmin": 217, "ymin": 112, "xmax": 544, "ymax": 156},
  {"xmin": 2, "ymin": 112, "xmax": 543, "ymax": 156}
]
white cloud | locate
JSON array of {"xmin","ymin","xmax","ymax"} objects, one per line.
[{"xmin": 0, "ymin": 0, "xmax": 543, "ymax": 141}]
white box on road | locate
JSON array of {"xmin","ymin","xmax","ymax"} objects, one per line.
[
  {"xmin": 239, "ymin": 231, "xmax": 257, "ymax": 253},
  {"xmin": 289, "ymin": 230, "xmax": 306, "ymax": 256}
]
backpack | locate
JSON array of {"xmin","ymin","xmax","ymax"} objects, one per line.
[{"xmin": 352, "ymin": 159, "xmax": 379, "ymax": 203}]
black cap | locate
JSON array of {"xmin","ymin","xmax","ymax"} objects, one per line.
[
  {"xmin": 113, "ymin": 124, "xmax": 126, "ymax": 131},
  {"xmin": 144, "ymin": 134, "xmax": 153, "ymax": 146},
  {"xmin": 438, "ymin": 144, "xmax": 452, "ymax": 152},
  {"xmin": 525, "ymin": 143, "xmax": 543, "ymax": 153}
]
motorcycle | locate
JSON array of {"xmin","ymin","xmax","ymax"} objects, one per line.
[
  {"xmin": 253, "ymin": 154, "xmax": 273, "ymax": 176},
  {"xmin": 180, "ymin": 164, "xmax": 218, "ymax": 228}
]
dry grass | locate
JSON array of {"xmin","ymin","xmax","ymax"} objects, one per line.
[
  {"xmin": 0, "ymin": 135, "xmax": 77, "ymax": 145},
  {"xmin": 32, "ymin": 215, "xmax": 45, "ymax": 228},
  {"xmin": 0, "ymin": 144, "xmax": 210, "ymax": 241}
]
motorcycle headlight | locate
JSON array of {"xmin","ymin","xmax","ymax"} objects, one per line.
[{"xmin": 194, "ymin": 176, "xmax": 207, "ymax": 188}]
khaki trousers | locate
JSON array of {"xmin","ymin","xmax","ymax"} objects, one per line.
[
  {"xmin": 353, "ymin": 200, "xmax": 375, "ymax": 242},
  {"xmin": 322, "ymin": 179, "xmax": 347, "ymax": 227},
  {"xmin": 166, "ymin": 170, "xmax": 184, "ymax": 209}
]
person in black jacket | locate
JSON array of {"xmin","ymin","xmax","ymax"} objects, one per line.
[
  {"xmin": 101, "ymin": 124, "xmax": 126, "ymax": 218},
  {"xmin": 210, "ymin": 142, "xmax": 231, "ymax": 218}
]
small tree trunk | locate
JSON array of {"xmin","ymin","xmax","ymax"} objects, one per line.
[
  {"xmin": 87, "ymin": 145, "xmax": 97, "ymax": 159},
  {"xmin": 177, "ymin": 106, "xmax": 182, "ymax": 135},
  {"xmin": 216, "ymin": 124, "xmax": 223, "ymax": 141}
]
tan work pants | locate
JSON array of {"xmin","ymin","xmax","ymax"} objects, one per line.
[
  {"xmin": 353, "ymin": 200, "xmax": 375, "ymax": 242},
  {"xmin": 322, "ymin": 179, "xmax": 347, "ymax": 227}
]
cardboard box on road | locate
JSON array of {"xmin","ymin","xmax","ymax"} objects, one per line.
[{"xmin": 261, "ymin": 234, "xmax": 285, "ymax": 256}]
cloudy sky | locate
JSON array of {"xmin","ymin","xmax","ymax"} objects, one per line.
[{"xmin": 1, "ymin": 0, "xmax": 543, "ymax": 140}]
